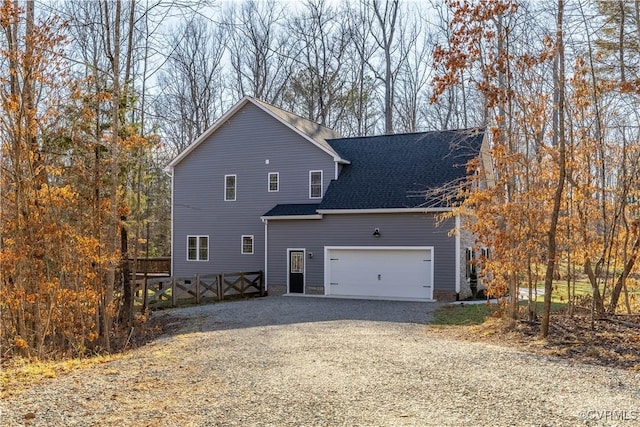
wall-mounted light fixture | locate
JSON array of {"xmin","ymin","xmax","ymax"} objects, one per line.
[
  {"xmin": 373, "ymin": 228, "xmax": 381, "ymax": 238},
  {"xmin": 308, "ymin": 252, "xmax": 313, "ymax": 259}
]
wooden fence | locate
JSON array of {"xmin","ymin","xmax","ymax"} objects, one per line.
[
  {"xmin": 133, "ymin": 271, "xmax": 264, "ymax": 310},
  {"xmin": 128, "ymin": 257, "xmax": 171, "ymax": 276}
]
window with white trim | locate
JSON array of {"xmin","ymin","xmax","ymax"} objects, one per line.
[
  {"xmin": 241, "ymin": 235, "xmax": 254, "ymax": 254},
  {"xmin": 268, "ymin": 172, "xmax": 279, "ymax": 192},
  {"xmin": 225, "ymin": 174, "xmax": 236, "ymax": 201},
  {"xmin": 309, "ymin": 170, "xmax": 322, "ymax": 199},
  {"xmin": 465, "ymin": 247, "xmax": 477, "ymax": 278},
  {"xmin": 187, "ymin": 235, "xmax": 209, "ymax": 261}
]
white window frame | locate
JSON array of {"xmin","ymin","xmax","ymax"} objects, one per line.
[
  {"xmin": 268, "ymin": 172, "xmax": 279, "ymax": 192},
  {"xmin": 241, "ymin": 235, "xmax": 254, "ymax": 255},
  {"xmin": 465, "ymin": 247, "xmax": 476, "ymax": 278},
  {"xmin": 187, "ymin": 235, "xmax": 209, "ymax": 261},
  {"xmin": 224, "ymin": 174, "xmax": 236, "ymax": 201},
  {"xmin": 309, "ymin": 170, "xmax": 323, "ymax": 199}
]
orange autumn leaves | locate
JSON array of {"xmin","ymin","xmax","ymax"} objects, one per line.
[
  {"xmin": 434, "ymin": 0, "xmax": 640, "ymax": 319},
  {"xmin": 1, "ymin": 1, "xmax": 155, "ymax": 358}
]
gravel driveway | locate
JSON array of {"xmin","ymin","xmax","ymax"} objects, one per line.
[{"xmin": 2, "ymin": 296, "xmax": 639, "ymax": 426}]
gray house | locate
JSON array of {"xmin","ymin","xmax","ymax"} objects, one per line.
[{"xmin": 166, "ymin": 96, "xmax": 491, "ymax": 301}]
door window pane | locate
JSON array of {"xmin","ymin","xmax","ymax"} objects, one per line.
[{"xmin": 291, "ymin": 252, "xmax": 304, "ymax": 273}]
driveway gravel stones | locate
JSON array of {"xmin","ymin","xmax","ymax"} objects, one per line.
[{"xmin": 1, "ymin": 296, "xmax": 639, "ymax": 426}]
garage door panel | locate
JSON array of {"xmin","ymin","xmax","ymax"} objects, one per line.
[{"xmin": 327, "ymin": 248, "xmax": 433, "ymax": 300}]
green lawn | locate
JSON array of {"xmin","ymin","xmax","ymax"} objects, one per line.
[
  {"xmin": 535, "ymin": 279, "xmax": 640, "ymax": 305},
  {"xmin": 431, "ymin": 301, "xmax": 566, "ymax": 326},
  {"xmin": 433, "ymin": 276, "xmax": 640, "ymax": 326},
  {"xmin": 533, "ymin": 279, "xmax": 592, "ymax": 303},
  {"xmin": 432, "ymin": 303, "xmax": 498, "ymax": 326}
]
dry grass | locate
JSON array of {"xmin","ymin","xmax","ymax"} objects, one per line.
[
  {"xmin": 0, "ymin": 355, "xmax": 119, "ymax": 399},
  {"xmin": 0, "ymin": 313, "xmax": 174, "ymax": 399},
  {"xmin": 432, "ymin": 310, "xmax": 640, "ymax": 371}
]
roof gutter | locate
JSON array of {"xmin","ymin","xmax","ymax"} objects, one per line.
[
  {"xmin": 260, "ymin": 207, "xmax": 452, "ymax": 219},
  {"xmin": 316, "ymin": 207, "xmax": 453, "ymax": 214},
  {"xmin": 259, "ymin": 214, "xmax": 323, "ymax": 221}
]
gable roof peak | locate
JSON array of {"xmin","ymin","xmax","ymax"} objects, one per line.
[
  {"xmin": 248, "ymin": 97, "xmax": 346, "ymax": 161},
  {"xmin": 165, "ymin": 96, "xmax": 348, "ymax": 172},
  {"xmin": 251, "ymin": 97, "xmax": 341, "ymax": 137}
]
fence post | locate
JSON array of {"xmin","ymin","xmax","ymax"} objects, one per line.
[
  {"xmin": 141, "ymin": 277, "xmax": 148, "ymax": 313},
  {"xmin": 236, "ymin": 272, "xmax": 243, "ymax": 296},
  {"xmin": 260, "ymin": 270, "xmax": 264, "ymax": 297},
  {"xmin": 195, "ymin": 274, "xmax": 200, "ymax": 304},
  {"xmin": 171, "ymin": 277, "xmax": 176, "ymax": 307},
  {"xmin": 141, "ymin": 279, "xmax": 148, "ymax": 313}
]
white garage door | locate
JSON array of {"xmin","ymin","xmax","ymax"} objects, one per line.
[{"xmin": 325, "ymin": 247, "xmax": 433, "ymax": 300}]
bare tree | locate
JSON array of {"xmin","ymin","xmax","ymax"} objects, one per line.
[
  {"xmin": 343, "ymin": 1, "xmax": 380, "ymax": 136},
  {"xmin": 285, "ymin": 0, "xmax": 351, "ymax": 128},
  {"xmin": 424, "ymin": 0, "xmax": 474, "ymax": 130},
  {"xmin": 370, "ymin": 0, "xmax": 401, "ymax": 134},
  {"xmin": 541, "ymin": 0, "xmax": 567, "ymax": 338},
  {"xmin": 223, "ymin": 0, "xmax": 293, "ymax": 104},
  {"xmin": 155, "ymin": 17, "xmax": 227, "ymax": 156},
  {"xmin": 63, "ymin": 0, "xmax": 171, "ymax": 338},
  {"xmin": 395, "ymin": 6, "xmax": 431, "ymax": 133}
]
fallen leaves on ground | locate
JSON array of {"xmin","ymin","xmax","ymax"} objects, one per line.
[
  {"xmin": 431, "ymin": 311, "xmax": 640, "ymax": 370},
  {"xmin": 0, "ymin": 313, "xmax": 175, "ymax": 399}
]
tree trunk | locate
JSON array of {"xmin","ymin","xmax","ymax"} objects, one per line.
[
  {"xmin": 372, "ymin": 0, "xmax": 398, "ymax": 134},
  {"xmin": 584, "ymin": 258, "xmax": 606, "ymax": 317},
  {"xmin": 608, "ymin": 221, "xmax": 640, "ymax": 314},
  {"xmin": 541, "ymin": 0, "xmax": 566, "ymax": 338},
  {"xmin": 384, "ymin": 48, "xmax": 393, "ymax": 134},
  {"xmin": 121, "ymin": 217, "xmax": 132, "ymax": 327},
  {"xmin": 100, "ymin": 0, "xmax": 123, "ymax": 352}
]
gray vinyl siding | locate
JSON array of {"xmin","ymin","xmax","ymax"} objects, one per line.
[
  {"xmin": 172, "ymin": 102, "xmax": 335, "ymax": 277},
  {"xmin": 266, "ymin": 213, "xmax": 456, "ymax": 293}
]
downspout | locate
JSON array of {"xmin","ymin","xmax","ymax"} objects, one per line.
[
  {"xmin": 262, "ymin": 217, "xmax": 268, "ymax": 293},
  {"xmin": 455, "ymin": 214, "xmax": 461, "ymax": 298},
  {"xmin": 166, "ymin": 167, "xmax": 174, "ymax": 278}
]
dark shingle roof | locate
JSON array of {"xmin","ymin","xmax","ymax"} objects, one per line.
[
  {"xmin": 263, "ymin": 203, "xmax": 321, "ymax": 217},
  {"xmin": 318, "ymin": 129, "xmax": 484, "ymax": 210}
]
